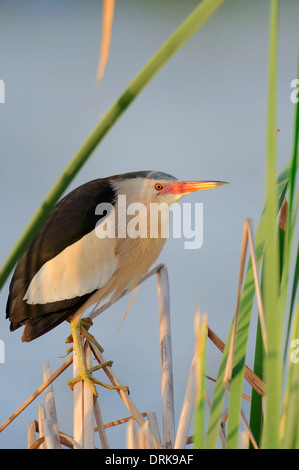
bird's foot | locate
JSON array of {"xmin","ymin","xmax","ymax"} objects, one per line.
[
  {"xmin": 66, "ymin": 317, "xmax": 129, "ymax": 398},
  {"xmin": 67, "ymin": 362, "xmax": 129, "ymax": 397}
]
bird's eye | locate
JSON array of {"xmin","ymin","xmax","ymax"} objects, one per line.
[{"xmin": 155, "ymin": 183, "xmax": 163, "ymax": 191}]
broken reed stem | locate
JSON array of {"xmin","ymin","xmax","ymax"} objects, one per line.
[{"xmin": 0, "ymin": 355, "xmax": 73, "ymax": 434}]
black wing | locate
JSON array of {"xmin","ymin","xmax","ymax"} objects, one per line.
[{"xmin": 6, "ymin": 177, "xmax": 116, "ymax": 341}]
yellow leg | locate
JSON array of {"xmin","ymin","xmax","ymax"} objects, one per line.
[
  {"xmin": 66, "ymin": 318, "xmax": 129, "ymax": 397},
  {"xmin": 65, "ymin": 318, "xmax": 104, "ymax": 353}
]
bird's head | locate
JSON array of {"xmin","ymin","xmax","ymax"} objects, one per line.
[{"xmin": 110, "ymin": 170, "xmax": 227, "ymax": 207}]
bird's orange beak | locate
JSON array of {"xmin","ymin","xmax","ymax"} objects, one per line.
[{"xmin": 162, "ymin": 180, "xmax": 228, "ymax": 196}]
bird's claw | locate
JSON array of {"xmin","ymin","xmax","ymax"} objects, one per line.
[
  {"xmin": 59, "ymin": 346, "xmax": 73, "ymax": 358},
  {"xmin": 67, "ymin": 362, "xmax": 129, "ymax": 398}
]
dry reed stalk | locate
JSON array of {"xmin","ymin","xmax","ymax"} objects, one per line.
[
  {"xmin": 94, "ymin": 399, "xmax": 109, "ymax": 449},
  {"xmin": 194, "ymin": 309, "xmax": 209, "ymax": 449},
  {"xmin": 126, "ymin": 419, "xmax": 137, "ymax": 449},
  {"xmin": 42, "ymin": 417, "xmax": 58, "ymax": 449},
  {"xmin": 29, "ymin": 436, "xmax": 45, "ymax": 449},
  {"xmin": 240, "ymin": 409, "xmax": 258, "ymax": 449},
  {"xmin": 207, "ymin": 327, "xmax": 264, "ymax": 396},
  {"xmin": 27, "ymin": 420, "xmax": 36, "ymax": 449},
  {"xmin": 73, "ymin": 343, "xmax": 83, "ymax": 449},
  {"xmin": 99, "ymin": 411, "xmax": 161, "ymax": 448},
  {"xmin": 83, "ymin": 341, "xmax": 95, "ymax": 449},
  {"xmin": 240, "ymin": 431, "xmax": 249, "ymax": 449},
  {"xmin": 42, "ymin": 361, "xmax": 61, "ymax": 449},
  {"xmin": 174, "ymin": 307, "xmax": 202, "ymax": 449},
  {"xmin": 145, "ymin": 413, "xmax": 162, "ymax": 446},
  {"xmin": 37, "ymin": 403, "xmax": 46, "ymax": 449},
  {"xmin": 89, "ymin": 343, "xmax": 141, "ymax": 421},
  {"xmin": 224, "ymin": 219, "xmax": 249, "ymax": 384},
  {"xmin": 205, "ymin": 375, "xmax": 251, "ymax": 401},
  {"xmin": 215, "ymin": 217, "xmax": 266, "ymax": 392},
  {"xmin": 246, "ymin": 218, "xmax": 267, "ymax": 353},
  {"xmin": 219, "ymin": 223, "xmax": 261, "ymax": 452},
  {"xmin": 102, "ymin": 412, "xmax": 148, "ymax": 429},
  {"xmin": 157, "ymin": 265, "xmax": 175, "ymax": 449},
  {"xmin": 138, "ymin": 420, "xmax": 154, "ymax": 449},
  {"xmin": 33, "ymin": 429, "xmax": 78, "ymax": 449},
  {"xmin": 58, "ymin": 432, "xmax": 78, "ymax": 449},
  {"xmin": 174, "ymin": 354, "xmax": 196, "ymax": 449},
  {"xmin": 96, "ymin": 0, "xmax": 115, "ymax": 85}
]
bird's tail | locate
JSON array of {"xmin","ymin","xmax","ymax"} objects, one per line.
[{"xmin": 21, "ymin": 309, "xmax": 73, "ymax": 342}]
